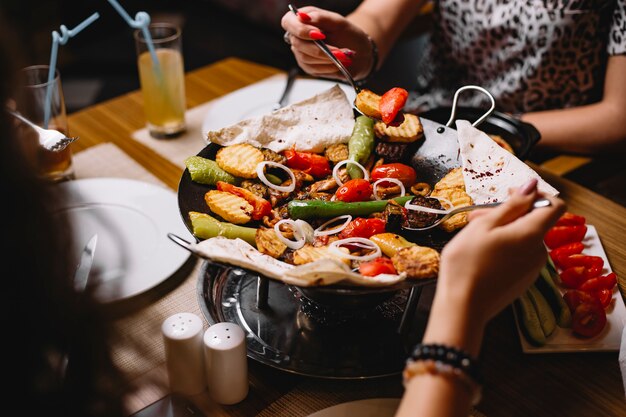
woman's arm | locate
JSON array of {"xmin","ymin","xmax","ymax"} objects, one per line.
[
  {"xmin": 347, "ymin": 0, "xmax": 427, "ymax": 65},
  {"xmin": 394, "ymin": 180, "xmax": 565, "ymax": 417},
  {"xmin": 522, "ymin": 55, "xmax": 626, "ymax": 155}
]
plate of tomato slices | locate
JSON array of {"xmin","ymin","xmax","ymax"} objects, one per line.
[{"xmin": 514, "ymin": 212, "xmax": 626, "ymax": 353}]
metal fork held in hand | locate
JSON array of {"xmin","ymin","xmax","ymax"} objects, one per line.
[
  {"xmin": 287, "ymin": 4, "xmax": 361, "ymax": 95},
  {"xmin": 405, "ymin": 198, "xmax": 552, "ymax": 231}
]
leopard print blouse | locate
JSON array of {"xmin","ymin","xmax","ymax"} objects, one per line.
[{"xmin": 408, "ymin": 0, "xmax": 626, "ymax": 114}]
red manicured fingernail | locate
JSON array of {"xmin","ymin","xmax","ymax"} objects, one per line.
[
  {"xmin": 518, "ymin": 178, "xmax": 538, "ymax": 195},
  {"xmin": 341, "ymin": 58, "xmax": 353, "ymax": 67},
  {"xmin": 343, "ymin": 50, "xmax": 356, "ymax": 57},
  {"xmin": 309, "ymin": 30, "xmax": 326, "ymax": 40},
  {"xmin": 332, "ymin": 50, "xmax": 347, "ymax": 60},
  {"xmin": 297, "ymin": 11, "xmax": 311, "ymax": 22}
]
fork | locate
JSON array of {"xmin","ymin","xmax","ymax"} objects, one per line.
[
  {"xmin": 403, "ymin": 198, "xmax": 552, "ymax": 231},
  {"xmin": 7, "ymin": 109, "xmax": 78, "ymax": 152}
]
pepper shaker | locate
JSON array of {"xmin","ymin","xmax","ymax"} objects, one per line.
[
  {"xmin": 203, "ymin": 322, "xmax": 248, "ymax": 405},
  {"xmin": 161, "ymin": 312, "xmax": 206, "ymax": 396}
]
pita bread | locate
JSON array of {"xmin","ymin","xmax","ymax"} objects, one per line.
[
  {"xmin": 206, "ymin": 85, "xmax": 355, "ymax": 153},
  {"xmin": 191, "ymin": 237, "xmax": 406, "ymax": 287},
  {"xmin": 456, "ymin": 120, "xmax": 559, "ymax": 204}
]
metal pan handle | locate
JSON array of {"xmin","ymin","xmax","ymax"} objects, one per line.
[{"xmin": 445, "ymin": 85, "xmax": 495, "ymax": 128}]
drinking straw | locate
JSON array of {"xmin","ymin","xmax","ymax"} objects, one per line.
[
  {"xmin": 105, "ymin": 0, "xmax": 161, "ymax": 74},
  {"xmin": 44, "ymin": 12, "xmax": 100, "ymax": 128}
]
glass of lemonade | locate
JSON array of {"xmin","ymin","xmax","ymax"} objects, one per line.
[
  {"xmin": 16, "ymin": 65, "xmax": 74, "ymax": 182},
  {"xmin": 134, "ymin": 23, "xmax": 186, "ymax": 138}
]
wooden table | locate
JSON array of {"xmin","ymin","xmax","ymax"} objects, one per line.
[{"xmin": 68, "ymin": 58, "xmax": 626, "ymax": 417}]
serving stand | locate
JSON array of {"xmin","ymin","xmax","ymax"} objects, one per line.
[{"xmin": 196, "ymin": 261, "xmax": 436, "ymax": 379}]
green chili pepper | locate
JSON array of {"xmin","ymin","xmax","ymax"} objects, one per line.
[{"xmin": 347, "ymin": 115, "xmax": 375, "ymax": 179}]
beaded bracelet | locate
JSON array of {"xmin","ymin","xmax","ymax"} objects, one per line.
[
  {"xmin": 356, "ymin": 35, "xmax": 379, "ymax": 85},
  {"xmin": 403, "ymin": 343, "xmax": 482, "ymax": 406}
]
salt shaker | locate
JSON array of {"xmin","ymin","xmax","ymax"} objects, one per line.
[
  {"xmin": 203, "ymin": 322, "xmax": 248, "ymax": 405},
  {"xmin": 161, "ymin": 312, "xmax": 206, "ymax": 396}
]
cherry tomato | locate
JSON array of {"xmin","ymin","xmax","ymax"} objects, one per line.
[
  {"xmin": 596, "ymin": 289, "xmax": 613, "ymax": 308},
  {"xmin": 549, "ymin": 242, "xmax": 585, "ymax": 268},
  {"xmin": 558, "ymin": 254, "xmax": 604, "ymax": 271},
  {"xmin": 216, "ymin": 181, "xmax": 271, "ymax": 220},
  {"xmin": 563, "ymin": 290, "xmax": 601, "ymax": 313},
  {"xmin": 359, "ymin": 257, "xmax": 397, "ymax": 276},
  {"xmin": 370, "ymin": 163, "xmax": 417, "ymax": 188},
  {"xmin": 579, "ymin": 272, "xmax": 617, "ymax": 292},
  {"xmin": 339, "ymin": 217, "xmax": 386, "ymax": 239},
  {"xmin": 555, "ymin": 212, "xmax": 586, "ymax": 226},
  {"xmin": 544, "ymin": 225, "xmax": 587, "ymax": 249},
  {"xmin": 335, "ymin": 179, "xmax": 373, "ymax": 202},
  {"xmin": 379, "ymin": 87, "xmax": 408, "ymax": 124},
  {"xmin": 283, "ymin": 149, "xmax": 331, "ymax": 178},
  {"xmin": 571, "ymin": 302, "xmax": 607, "ymax": 338},
  {"xmin": 559, "ymin": 265, "xmax": 602, "ymax": 289}
]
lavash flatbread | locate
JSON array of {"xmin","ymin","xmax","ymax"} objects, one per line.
[
  {"xmin": 192, "ymin": 237, "xmax": 406, "ymax": 287},
  {"xmin": 456, "ymin": 120, "xmax": 559, "ymax": 204},
  {"xmin": 206, "ymin": 85, "xmax": 355, "ymax": 153}
]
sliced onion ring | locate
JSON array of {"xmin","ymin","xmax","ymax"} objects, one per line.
[
  {"xmin": 314, "ymin": 215, "xmax": 352, "ymax": 237},
  {"xmin": 274, "ymin": 219, "xmax": 305, "ymax": 250},
  {"xmin": 295, "ymin": 219, "xmax": 315, "ymax": 243},
  {"xmin": 257, "ymin": 161, "xmax": 296, "ymax": 193},
  {"xmin": 404, "ymin": 196, "xmax": 454, "ymax": 215},
  {"xmin": 372, "ymin": 178, "xmax": 406, "ymax": 200},
  {"xmin": 329, "ymin": 237, "xmax": 381, "ymax": 261},
  {"xmin": 332, "ymin": 158, "xmax": 369, "ymax": 186}
]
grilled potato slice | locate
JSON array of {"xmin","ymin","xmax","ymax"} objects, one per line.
[
  {"xmin": 255, "ymin": 227, "xmax": 287, "ymax": 259},
  {"xmin": 374, "ymin": 113, "xmax": 423, "ymax": 143},
  {"xmin": 205, "ymin": 190, "xmax": 252, "ymax": 224},
  {"xmin": 391, "ymin": 245, "xmax": 440, "ymax": 279},
  {"xmin": 216, "ymin": 144, "xmax": 264, "ymax": 179},
  {"xmin": 431, "ymin": 187, "xmax": 473, "ymax": 232},
  {"xmin": 324, "ymin": 143, "xmax": 349, "ymax": 164},
  {"xmin": 433, "ymin": 167, "xmax": 465, "ymax": 192},
  {"xmin": 355, "ymin": 89, "xmax": 382, "ymax": 120},
  {"xmin": 293, "ymin": 245, "xmax": 351, "ymax": 266}
]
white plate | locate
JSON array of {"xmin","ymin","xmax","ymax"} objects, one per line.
[
  {"xmin": 514, "ymin": 225, "xmax": 626, "ymax": 353},
  {"xmin": 54, "ymin": 178, "xmax": 193, "ymax": 303},
  {"xmin": 201, "ymin": 74, "xmax": 356, "ymax": 139},
  {"xmin": 307, "ymin": 398, "xmax": 400, "ymax": 417}
]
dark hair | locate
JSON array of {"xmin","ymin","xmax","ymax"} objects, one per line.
[{"xmin": 0, "ymin": 17, "xmax": 131, "ymax": 417}]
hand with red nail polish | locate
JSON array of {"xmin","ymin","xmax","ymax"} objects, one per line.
[
  {"xmin": 297, "ymin": 11, "xmax": 311, "ymax": 22},
  {"xmin": 280, "ymin": 6, "xmax": 376, "ymax": 81},
  {"xmin": 309, "ymin": 30, "xmax": 326, "ymax": 40}
]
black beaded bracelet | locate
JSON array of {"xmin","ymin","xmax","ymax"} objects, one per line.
[
  {"xmin": 409, "ymin": 343, "xmax": 482, "ymax": 385},
  {"xmin": 356, "ymin": 35, "xmax": 379, "ymax": 86}
]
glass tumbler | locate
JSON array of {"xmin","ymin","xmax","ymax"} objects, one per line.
[
  {"xmin": 134, "ymin": 22, "xmax": 187, "ymax": 138},
  {"xmin": 16, "ymin": 65, "xmax": 74, "ymax": 182}
]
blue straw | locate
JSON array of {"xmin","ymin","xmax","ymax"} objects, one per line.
[
  {"xmin": 44, "ymin": 12, "xmax": 100, "ymax": 128},
  {"xmin": 106, "ymin": 0, "xmax": 161, "ymax": 73}
]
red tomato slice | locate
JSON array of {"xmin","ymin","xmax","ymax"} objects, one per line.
[
  {"xmin": 216, "ymin": 181, "xmax": 272, "ymax": 220},
  {"xmin": 370, "ymin": 163, "xmax": 417, "ymax": 188},
  {"xmin": 359, "ymin": 257, "xmax": 397, "ymax": 276},
  {"xmin": 339, "ymin": 217, "xmax": 386, "ymax": 239},
  {"xmin": 579, "ymin": 272, "xmax": 617, "ymax": 292},
  {"xmin": 544, "ymin": 225, "xmax": 587, "ymax": 249},
  {"xmin": 549, "ymin": 242, "xmax": 585, "ymax": 268},
  {"xmin": 335, "ymin": 179, "xmax": 373, "ymax": 202},
  {"xmin": 563, "ymin": 290, "xmax": 601, "ymax": 314},
  {"xmin": 571, "ymin": 302, "xmax": 607, "ymax": 338},
  {"xmin": 379, "ymin": 87, "xmax": 408, "ymax": 125},
  {"xmin": 283, "ymin": 149, "xmax": 331, "ymax": 178},
  {"xmin": 555, "ymin": 212, "xmax": 586, "ymax": 226},
  {"xmin": 558, "ymin": 254, "xmax": 604, "ymax": 271},
  {"xmin": 596, "ymin": 289, "xmax": 613, "ymax": 308},
  {"xmin": 559, "ymin": 267, "xmax": 588, "ymax": 289}
]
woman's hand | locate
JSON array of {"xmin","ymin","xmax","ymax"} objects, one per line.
[
  {"xmin": 280, "ymin": 6, "xmax": 374, "ymax": 80},
  {"xmin": 426, "ymin": 179, "xmax": 566, "ymax": 355}
]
